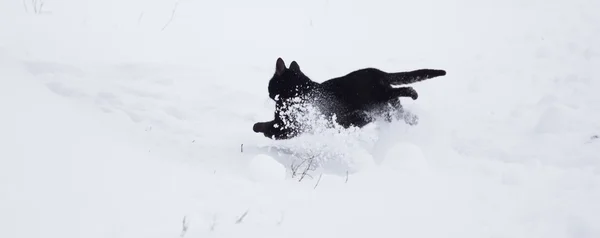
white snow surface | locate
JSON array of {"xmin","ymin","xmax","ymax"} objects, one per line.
[{"xmin": 2, "ymin": 0, "xmax": 600, "ymax": 237}]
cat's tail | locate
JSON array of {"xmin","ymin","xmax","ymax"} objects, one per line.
[{"xmin": 385, "ymin": 69, "xmax": 446, "ymax": 85}]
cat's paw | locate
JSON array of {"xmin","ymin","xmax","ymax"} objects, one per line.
[{"xmin": 408, "ymin": 87, "xmax": 418, "ymax": 100}]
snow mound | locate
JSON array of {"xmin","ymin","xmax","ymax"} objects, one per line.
[
  {"xmin": 248, "ymin": 154, "xmax": 287, "ymax": 183},
  {"xmin": 381, "ymin": 142, "xmax": 430, "ymax": 175}
]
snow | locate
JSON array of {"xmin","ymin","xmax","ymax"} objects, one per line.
[
  {"xmin": 248, "ymin": 154, "xmax": 287, "ymax": 183},
  {"xmin": 380, "ymin": 142, "xmax": 429, "ymax": 174},
  {"xmin": 1, "ymin": 0, "xmax": 600, "ymax": 237}
]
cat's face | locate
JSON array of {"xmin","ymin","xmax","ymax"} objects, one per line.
[{"xmin": 267, "ymin": 58, "xmax": 310, "ymax": 100}]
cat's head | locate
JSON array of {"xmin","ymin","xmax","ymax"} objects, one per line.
[{"xmin": 267, "ymin": 58, "xmax": 312, "ymax": 101}]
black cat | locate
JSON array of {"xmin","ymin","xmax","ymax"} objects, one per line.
[{"xmin": 253, "ymin": 58, "xmax": 446, "ymax": 140}]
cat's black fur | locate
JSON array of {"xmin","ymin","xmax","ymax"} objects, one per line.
[{"xmin": 253, "ymin": 58, "xmax": 446, "ymax": 140}]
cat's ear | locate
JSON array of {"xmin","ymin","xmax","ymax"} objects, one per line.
[
  {"xmin": 275, "ymin": 58, "xmax": 286, "ymax": 76},
  {"xmin": 290, "ymin": 61, "xmax": 301, "ymax": 72}
]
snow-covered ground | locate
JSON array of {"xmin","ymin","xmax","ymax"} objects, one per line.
[{"xmin": 1, "ymin": 0, "xmax": 600, "ymax": 237}]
